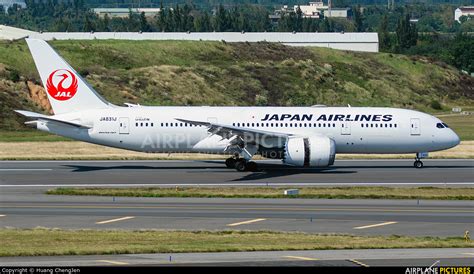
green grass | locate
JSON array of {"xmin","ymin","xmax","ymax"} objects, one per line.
[
  {"xmin": 437, "ymin": 115, "xmax": 474, "ymax": 141},
  {"xmin": 1, "ymin": 40, "xmax": 473, "ymax": 131},
  {"xmin": 47, "ymin": 187, "xmax": 474, "ymax": 200},
  {"xmin": 1, "ymin": 228, "xmax": 472, "ymax": 256},
  {"xmin": 0, "ymin": 130, "xmax": 70, "ymax": 142}
]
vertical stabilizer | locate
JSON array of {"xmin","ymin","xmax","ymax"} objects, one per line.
[{"xmin": 25, "ymin": 38, "xmax": 111, "ymax": 114}]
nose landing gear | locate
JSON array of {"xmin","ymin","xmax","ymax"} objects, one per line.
[
  {"xmin": 414, "ymin": 159, "xmax": 423, "ymax": 168},
  {"xmin": 413, "ymin": 152, "xmax": 427, "ymax": 168}
]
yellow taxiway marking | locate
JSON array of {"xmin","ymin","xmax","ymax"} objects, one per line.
[
  {"xmin": 227, "ymin": 218, "xmax": 266, "ymax": 227},
  {"xmin": 96, "ymin": 216, "xmax": 135, "ymax": 225},
  {"xmin": 284, "ymin": 256, "xmax": 319, "ymax": 261},
  {"xmin": 97, "ymin": 260, "xmax": 129, "ymax": 265},
  {"xmin": 348, "ymin": 259, "xmax": 369, "ymax": 267},
  {"xmin": 353, "ymin": 221, "xmax": 398, "ymax": 230}
]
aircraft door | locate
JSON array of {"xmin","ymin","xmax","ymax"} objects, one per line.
[
  {"xmin": 410, "ymin": 118, "xmax": 420, "ymax": 135},
  {"xmin": 119, "ymin": 117, "xmax": 130, "ymax": 134},
  {"xmin": 341, "ymin": 121, "xmax": 351, "ymax": 135}
]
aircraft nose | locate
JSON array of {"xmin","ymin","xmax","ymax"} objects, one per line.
[
  {"xmin": 450, "ymin": 130, "xmax": 461, "ymax": 147},
  {"xmin": 442, "ymin": 129, "xmax": 461, "ymax": 149}
]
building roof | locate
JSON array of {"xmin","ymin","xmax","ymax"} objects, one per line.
[
  {"xmin": 93, "ymin": 8, "xmax": 161, "ymax": 13},
  {"xmin": 0, "ymin": 25, "xmax": 37, "ymax": 40},
  {"xmin": 458, "ymin": 6, "xmax": 474, "ymax": 12},
  {"xmin": 31, "ymin": 32, "xmax": 379, "ymax": 43}
]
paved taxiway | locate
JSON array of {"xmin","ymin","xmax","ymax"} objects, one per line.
[
  {"xmin": 1, "ymin": 195, "xmax": 473, "ymax": 236},
  {"xmin": 0, "ymin": 159, "xmax": 473, "ymax": 236},
  {"xmin": 0, "ymin": 159, "xmax": 473, "ymax": 186},
  {"xmin": 0, "ymin": 159, "xmax": 473, "ymax": 237},
  {"xmin": 1, "ymin": 248, "xmax": 473, "ymax": 266},
  {"xmin": 0, "ymin": 159, "xmax": 472, "ymax": 266}
]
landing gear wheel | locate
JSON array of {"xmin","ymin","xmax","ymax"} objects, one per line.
[
  {"xmin": 235, "ymin": 160, "xmax": 247, "ymax": 172},
  {"xmin": 246, "ymin": 161, "xmax": 258, "ymax": 172},
  {"xmin": 225, "ymin": 157, "xmax": 236, "ymax": 168},
  {"xmin": 414, "ymin": 160, "xmax": 423, "ymax": 169}
]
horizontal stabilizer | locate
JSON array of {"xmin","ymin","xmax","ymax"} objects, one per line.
[{"xmin": 15, "ymin": 110, "xmax": 91, "ymax": 129}]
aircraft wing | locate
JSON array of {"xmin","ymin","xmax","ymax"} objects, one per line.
[
  {"xmin": 175, "ymin": 118, "xmax": 290, "ymax": 152},
  {"xmin": 15, "ymin": 110, "xmax": 91, "ymax": 129}
]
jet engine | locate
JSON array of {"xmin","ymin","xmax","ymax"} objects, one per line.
[{"xmin": 283, "ymin": 136, "xmax": 336, "ymax": 167}]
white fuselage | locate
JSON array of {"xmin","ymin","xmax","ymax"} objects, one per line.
[{"xmin": 36, "ymin": 106, "xmax": 460, "ymax": 156}]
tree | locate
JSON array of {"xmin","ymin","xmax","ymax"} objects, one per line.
[
  {"xmin": 396, "ymin": 13, "xmax": 417, "ymax": 50},
  {"xmin": 215, "ymin": 4, "xmax": 228, "ymax": 32},
  {"xmin": 83, "ymin": 15, "xmax": 95, "ymax": 32},
  {"xmin": 378, "ymin": 14, "xmax": 391, "ymax": 51},
  {"xmin": 295, "ymin": 6, "xmax": 303, "ymax": 32},
  {"xmin": 139, "ymin": 12, "xmax": 151, "ymax": 32},
  {"xmin": 353, "ymin": 5, "xmax": 364, "ymax": 32},
  {"xmin": 101, "ymin": 13, "xmax": 110, "ymax": 32},
  {"xmin": 157, "ymin": 2, "xmax": 167, "ymax": 31}
]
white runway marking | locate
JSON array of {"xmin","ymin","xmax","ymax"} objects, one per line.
[
  {"xmin": 1, "ymin": 182, "xmax": 473, "ymax": 187},
  {"xmin": 348, "ymin": 259, "xmax": 369, "ymax": 267},
  {"xmin": 354, "ymin": 221, "xmax": 398, "ymax": 230},
  {"xmin": 0, "ymin": 169, "xmax": 52, "ymax": 171},
  {"xmin": 227, "ymin": 218, "xmax": 266, "ymax": 227},
  {"xmin": 0, "ymin": 215, "xmax": 5, "ymax": 217},
  {"xmin": 96, "ymin": 216, "xmax": 135, "ymax": 224},
  {"xmin": 284, "ymin": 256, "xmax": 319, "ymax": 261},
  {"xmin": 97, "ymin": 260, "xmax": 129, "ymax": 265}
]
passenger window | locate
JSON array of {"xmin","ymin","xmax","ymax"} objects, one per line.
[{"xmin": 136, "ymin": 123, "xmax": 138, "ymax": 127}]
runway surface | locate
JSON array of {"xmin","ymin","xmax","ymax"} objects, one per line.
[
  {"xmin": 0, "ymin": 159, "xmax": 473, "ymax": 187},
  {"xmin": 0, "ymin": 159, "xmax": 473, "ymax": 266},
  {"xmin": 1, "ymin": 190, "xmax": 473, "ymax": 236},
  {"xmin": 1, "ymin": 248, "xmax": 473, "ymax": 266}
]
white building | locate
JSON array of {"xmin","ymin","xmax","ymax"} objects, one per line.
[
  {"xmin": 0, "ymin": 25, "xmax": 379, "ymax": 52},
  {"xmin": 294, "ymin": 1, "xmax": 327, "ymax": 18},
  {"xmin": 0, "ymin": 0, "xmax": 26, "ymax": 13},
  {"xmin": 324, "ymin": 8, "xmax": 350, "ymax": 18},
  {"xmin": 281, "ymin": 1, "xmax": 349, "ymax": 19},
  {"xmin": 93, "ymin": 8, "xmax": 161, "ymax": 18},
  {"xmin": 454, "ymin": 6, "xmax": 474, "ymax": 22}
]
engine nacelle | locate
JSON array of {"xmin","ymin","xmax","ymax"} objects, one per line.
[{"xmin": 283, "ymin": 136, "xmax": 336, "ymax": 167}]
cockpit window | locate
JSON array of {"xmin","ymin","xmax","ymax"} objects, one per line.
[
  {"xmin": 442, "ymin": 123, "xmax": 450, "ymax": 128},
  {"xmin": 436, "ymin": 123, "xmax": 445, "ymax": 129}
]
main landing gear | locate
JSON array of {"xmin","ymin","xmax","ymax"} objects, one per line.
[{"xmin": 225, "ymin": 156, "xmax": 258, "ymax": 172}]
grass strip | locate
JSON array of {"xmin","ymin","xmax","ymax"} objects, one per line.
[
  {"xmin": 47, "ymin": 187, "xmax": 474, "ymax": 200},
  {"xmin": 1, "ymin": 228, "xmax": 472, "ymax": 257}
]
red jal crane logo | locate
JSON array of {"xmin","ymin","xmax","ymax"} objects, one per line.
[{"xmin": 46, "ymin": 69, "xmax": 78, "ymax": 101}]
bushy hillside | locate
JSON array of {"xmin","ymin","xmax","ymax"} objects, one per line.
[{"xmin": 0, "ymin": 40, "xmax": 473, "ymax": 130}]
